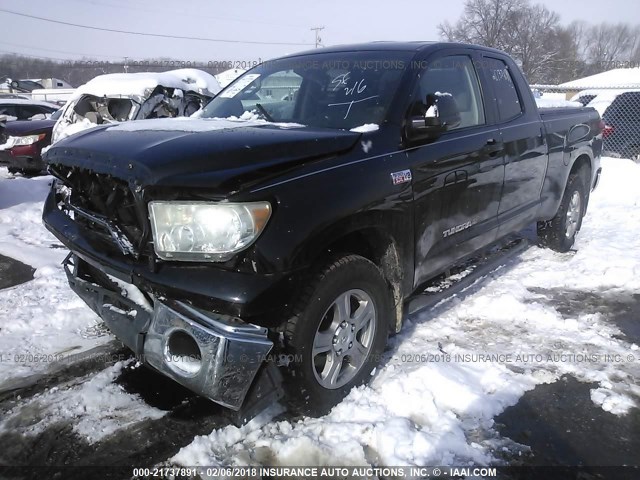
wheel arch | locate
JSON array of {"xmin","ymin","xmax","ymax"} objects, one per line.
[
  {"xmin": 299, "ymin": 219, "xmax": 410, "ymax": 334},
  {"xmin": 570, "ymin": 153, "xmax": 592, "ymax": 179},
  {"xmin": 570, "ymin": 153, "xmax": 593, "ymax": 211}
]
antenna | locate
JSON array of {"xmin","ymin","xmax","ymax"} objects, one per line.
[{"xmin": 310, "ymin": 26, "xmax": 325, "ymax": 48}]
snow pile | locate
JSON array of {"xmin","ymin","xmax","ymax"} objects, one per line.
[
  {"xmin": 0, "ymin": 170, "xmax": 109, "ymax": 384},
  {"xmin": 172, "ymin": 157, "xmax": 640, "ymax": 468},
  {"xmin": 535, "ymin": 97, "xmax": 582, "ymax": 108},
  {"xmin": 50, "ymin": 117, "xmax": 100, "ymax": 144},
  {"xmin": 74, "ymin": 68, "xmax": 221, "ymax": 100},
  {"xmin": 350, "ymin": 124, "xmax": 379, "ymax": 133},
  {"xmin": 0, "ymin": 361, "xmax": 165, "ymax": 444},
  {"xmin": 560, "ymin": 67, "xmax": 640, "ymax": 89}
]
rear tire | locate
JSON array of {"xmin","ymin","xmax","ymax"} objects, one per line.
[
  {"xmin": 537, "ymin": 171, "xmax": 586, "ymax": 252},
  {"xmin": 283, "ymin": 255, "xmax": 392, "ymax": 416},
  {"xmin": 624, "ymin": 146, "xmax": 640, "ymax": 163}
]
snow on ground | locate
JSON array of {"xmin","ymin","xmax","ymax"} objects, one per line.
[
  {"xmin": 535, "ymin": 97, "xmax": 582, "ymax": 108},
  {"xmin": 173, "ymin": 158, "xmax": 640, "ymax": 468},
  {"xmin": 0, "ymin": 167, "xmax": 164, "ymax": 442},
  {"xmin": 0, "ymin": 360, "xmax": 165, "ymax": 444},
  {"xmin": 0, "ymin": 158, "xmax": 639, "ymax": 467},
  {"xmin": 0, "ymin": 168, "xmax": 109, "ymax": 384}
]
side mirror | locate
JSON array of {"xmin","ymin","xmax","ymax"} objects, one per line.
[
  {"xmin": 408, "ymin": 114, "xmax": 444, "ymax": 139},
  {"xmin": 406, "ymin": 94, "xmax": 461, "ymax": 143},
  {"xmin": 406, "ymin": 102, "xmax": 445, "ymax": 142}
]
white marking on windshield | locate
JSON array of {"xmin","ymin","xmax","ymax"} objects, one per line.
[{"xmin": 328, "ymin": 95, "xmax": 379, "ymax": 119}]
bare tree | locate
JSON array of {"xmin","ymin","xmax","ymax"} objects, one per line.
[
  {"xmin": 551, "ymin": 26, "xmax": 588, "ymax": 83},
  {"xmin": 439, "ymin": 0, "xmax": 570, "ymax": 82},
  {"xmin": 503, "ymin": 4, "xmax": 563, "ymax": 82},
  {"xmin": 585, "ymin": 23, "xmax": 638, "ymax": 68},
  {"xmin": 439, "ymin": 0, "xmax": 640, "ymax": 83},
  {"xmin": 438, "ymin": 0, "xmax": 526, "ymax": 53},
  {"xmin": 629, "ymin": 26, "xmax": 640, "ymax": 63},
  {"xmin": 565, "ymin": 21, "xmax": 590, "ymax": 59}
]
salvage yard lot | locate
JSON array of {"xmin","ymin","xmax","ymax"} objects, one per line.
[{"xmin": 0, "ymin": 158, "xmax": 638, "ymax": 471}]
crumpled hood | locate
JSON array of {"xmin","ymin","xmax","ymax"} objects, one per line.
[{"xmin": 44, "ymin": 117, "xmax": 361, "ymax": 189}]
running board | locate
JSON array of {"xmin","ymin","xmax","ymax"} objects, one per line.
[{"xmin": 407, "ymin": 236, "xmax": 530, "ymax": 316}]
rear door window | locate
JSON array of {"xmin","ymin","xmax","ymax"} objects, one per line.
[{"xmin": 481, "ymin": 57, "xmax": 523, "ymax": 122}]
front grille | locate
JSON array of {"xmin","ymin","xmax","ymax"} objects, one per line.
[{"xmin": 50, "ymin": 165, "xmax": 150, "ymax": 259}]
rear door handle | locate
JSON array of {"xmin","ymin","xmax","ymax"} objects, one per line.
[{"xmin": 483, "ymin": 138, "xmax": 504, "ymax": 156}]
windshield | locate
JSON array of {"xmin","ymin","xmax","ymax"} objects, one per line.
[{"xmin": 200, "ymin": 51, "xmax": 412, "ymax": 130}]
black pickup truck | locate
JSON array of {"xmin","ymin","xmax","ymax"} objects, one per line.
[{"xmin": 43, "ymin": 42, "xmax": 602, "ymax": 414}]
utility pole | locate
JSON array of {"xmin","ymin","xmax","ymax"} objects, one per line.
[{"xmin": 310, "ymin": 26, "xmax": 325, "ymax": 48}]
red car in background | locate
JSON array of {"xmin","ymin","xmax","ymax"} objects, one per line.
[{"xmin": 0, "ymin": 109, "xmax": 60, "ymax": 175}]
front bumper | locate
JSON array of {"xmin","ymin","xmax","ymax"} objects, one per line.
[
  {"xmin": 0, "ymin": 146, "xmax": 45, "ymax": 171},
  {"xmin": 65, "ymin": 254, "xmax": 273, "ymax": 410}
]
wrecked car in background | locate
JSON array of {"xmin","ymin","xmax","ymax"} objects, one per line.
[{"xmin": 52, "ymin": 69, "xmax": 221, "ymax": 143}]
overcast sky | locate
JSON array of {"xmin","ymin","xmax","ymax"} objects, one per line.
[{"xmin": 1, "ymin": 0, "xmax": 639, "ymax": 64}]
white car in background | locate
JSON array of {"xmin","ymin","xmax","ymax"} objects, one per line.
[{"xmin": 52, "ymin": 69, "xmax": 221, "ymax": 143}]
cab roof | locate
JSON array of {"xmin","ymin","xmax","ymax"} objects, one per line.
[{"xmin": 282, "ymin": 41, "xmax": 506, "ymax": 58}]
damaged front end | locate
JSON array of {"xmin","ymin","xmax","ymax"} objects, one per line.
[
  {"xmin": 63, "ymin": 254, "xmax": 273, "ymax": 410},
  {"xmin": 44, "ymin": 167, "xmax": 281, "ymax": 412}
]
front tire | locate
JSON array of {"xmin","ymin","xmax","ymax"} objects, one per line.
[
  {"xmin": 537, "ymin": 171, "xmax": 586, "ymax": 252},
  {"xmin": 283, "ymin": 255, "xmax": 392, "ymax": 415}
]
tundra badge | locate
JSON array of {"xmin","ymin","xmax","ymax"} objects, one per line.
[{"xmin": 443, "ymin": 220, "xmax": 476, "ymax": 238}]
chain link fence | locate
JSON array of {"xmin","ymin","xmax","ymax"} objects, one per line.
[{"xmin": 532, "ymin": 84, "xmax": 640, "ymax": 160}]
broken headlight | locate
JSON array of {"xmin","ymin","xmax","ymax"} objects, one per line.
[{"xmin": 148, "ymin": 201, "xmax": 271, "ymax": 262}]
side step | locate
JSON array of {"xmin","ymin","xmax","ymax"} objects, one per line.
[{"xmin": 407, "ymin": 236, "xmax": 530, "ymax": 316}]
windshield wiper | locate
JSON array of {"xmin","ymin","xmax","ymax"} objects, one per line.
[{"xmin": 255, "ymin": 103, "xmax": 274, "ymax": 122}]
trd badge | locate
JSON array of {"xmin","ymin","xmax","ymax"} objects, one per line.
[{"xmin": 391, "ymin": 170, "xmax": 412, "ymax": 185}]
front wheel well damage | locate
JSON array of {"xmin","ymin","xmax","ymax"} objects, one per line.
[{"xmin": 319, "ymin": 229, "xmax": 405, "ymax": 334}]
